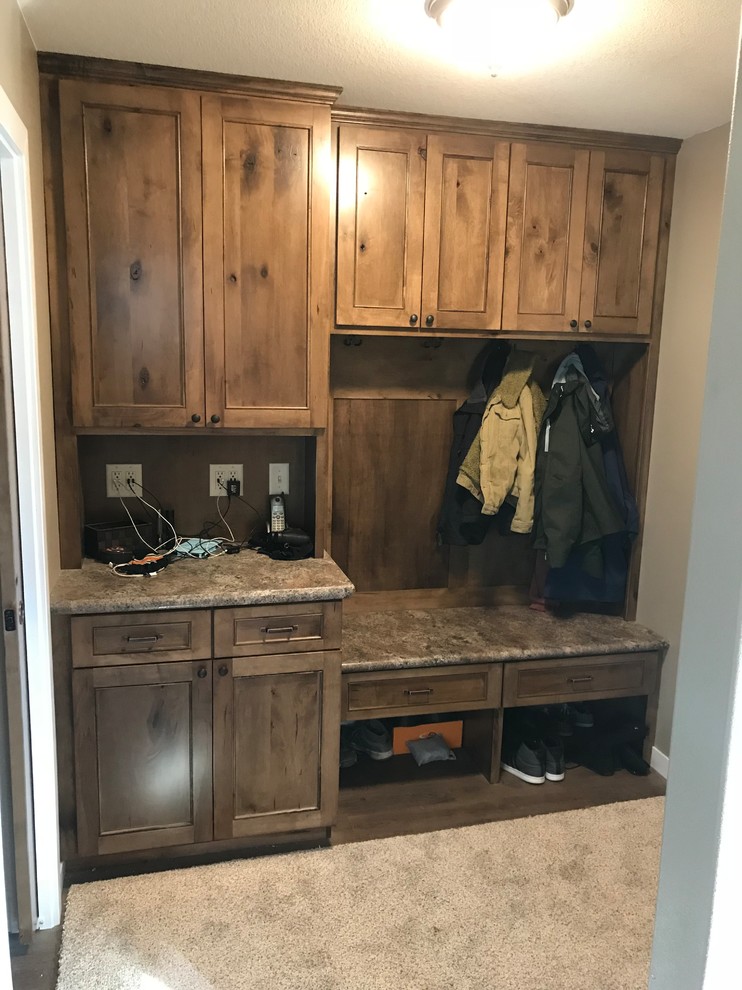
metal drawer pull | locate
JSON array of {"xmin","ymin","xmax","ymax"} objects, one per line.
[
  {"xmin": 260, "ymin": 625, "xmax": 299, "ymax": 635},
  {"xmin": 125, "ymin": 634, "xmax": 161, "ymax": 644},
  {"xmin": 405, "ymin": 688, "xmax": 433, "ymax": 697},
  {"xmin": 568, "ymin": 675, "xmax": 594, "ymax": 684}
]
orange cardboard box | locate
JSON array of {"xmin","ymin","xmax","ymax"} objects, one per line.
[{"xmin": 392, "ymin": 720, "xmax": 463, "ymax": 755}]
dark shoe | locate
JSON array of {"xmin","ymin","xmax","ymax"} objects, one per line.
[
  {"xmin": 350, "ymin": 720, "xmax": 393, "ymax": 760},
  {"xmin": 501, "ymin": 737, "xmax": 547, "ymax": 784},
  {"xmin": 618, "ymin": 744, "xmax": 651, "ymax": 776},
  {"xmin": 339, "ymin": 726, "xmax": 357, "ymax": 768},
  {"xmin": 543, "ymin": 736, "xmax": 565, "ymax": 781}
]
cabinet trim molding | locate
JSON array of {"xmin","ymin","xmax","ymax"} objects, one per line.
[
  {"xmin": 332, "ymin": 107, "xmax": 682, "ymax": 156},
  {"xmin": 38, "ymin": 52, "xmax": 343, "ymax": 105}
]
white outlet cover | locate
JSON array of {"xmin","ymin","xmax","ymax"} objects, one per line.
[
  {"xmin": 209, "ymin": 464, "xmax": 244, "ymax": 497},
  {"xmin": 106, "ymin": 464, "xmax": 143, "ymax": 498},
  {"xmin": 269, "ymin": 463, "xmax": 289, "ymax": 494}
]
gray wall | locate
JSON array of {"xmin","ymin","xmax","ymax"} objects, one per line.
[{"xmin": 637, "ymin": 123, "xmax": 730, "ymax": 757}]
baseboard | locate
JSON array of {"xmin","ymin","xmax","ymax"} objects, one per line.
[{"xmin": 651, "ymin": 746, "xmax": 669, "ymax": 779}]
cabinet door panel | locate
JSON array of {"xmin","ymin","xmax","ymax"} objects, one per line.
[
  {"xmin": 580, "ymin": 151, "xmax": 665, "ymax": 335},
  {"xmin": 73, "ymin": 661, "xmax": 212, "ymax": 856},
  {"xmin": 203, "ymin": 95, "xmax": 331, "ymax": 428},
  {"xmin": 337, "ymin": 126, "xmax": 426, "ymax": 328},
  {"xmin": 422, "ymin": 134, "xmax": 509, "ymax": 330},
  {"xmin": 213, "ymin": 653, "xmax": 340, "ymax": 839},
  {"xmin": 60, "ymin": 81, "xmax": 204, "ymax": 428},
  {"xmin": 503, "ymin": 143, "xmax": 589, "ymax": 332}
]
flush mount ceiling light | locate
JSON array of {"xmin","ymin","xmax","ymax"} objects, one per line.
[{"xmin": 425, "ymin": 0, "xmax": 575, "ymax": 74}]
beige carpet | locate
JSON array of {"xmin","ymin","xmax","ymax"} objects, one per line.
[{"xmin": 57, "ymin": 798, "xmax": 664, "ymax": 990}]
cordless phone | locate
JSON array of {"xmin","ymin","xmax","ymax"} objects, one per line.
[{"xmin": 269, "ymin": 494, "xmax": 286, "ymax": 534}]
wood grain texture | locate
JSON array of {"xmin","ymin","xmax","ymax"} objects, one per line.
[
  {"xmin": 59, "ymin": 81, "xmax": 205, "ymax": 428},
  {"xmin": 331, "ymin": 398, "xmax": 452, "ymax": 592},
  {"xmin": 421, "ymin": 134, "xmax": 509, "ymax": 330},
  {"xmin": 332, "ymin": 106, "xmax": 682, "ymax": 155},
  {"xmin": 213, "ymin": 651, "xmax": 341, "ymax": 839},
  {"xmin": 343, "ymin": 663, "xmax": 501, "ymax": 719},
  {"xmin": 213, "ymin": 601, "xmax": 341, "ymax": 657},
  {"xmin": 580, "ymin": 151, "xmax": 665, "ymax": 335},
  {"xmin": 40, "ymin": 76, "xmax": 84, "ymax": 568},
  {"xmin": 503, "ymin": 143, "xmax": 589, "ymax": 332},
  {"xmin": 336, "ymin": 126, "xmax": 426, "ymax": 327},
  {"xmin": 73, "ymin": 660, "xmax": 213, "ymax": 856},
  {"xmin": 70, "ymin": 610, "xmax": 212, "ymax": 667},
  {"xmin": 202, "ymin": 94, "xmax": 331, "ymax": 428},
  {"xmin": 502, "ymin": 651, "xmax": 658, "ymax": 707},
  {"xmin": 39, "ymin": 52, "xmax": 343, "ymax": 105}
]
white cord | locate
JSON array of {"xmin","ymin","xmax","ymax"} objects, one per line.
[{"xmin": 216, "ymin": 493, "xmax": 235, "ymax": 543}]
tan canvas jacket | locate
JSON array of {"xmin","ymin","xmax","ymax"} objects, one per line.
[{"xmin": 456, "ymin": 351, "xmax": 546, "ymax": 534}]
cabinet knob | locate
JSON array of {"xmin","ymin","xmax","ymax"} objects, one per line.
[
  {"xmin": 218, "ymin": 664, "xmax": 229, "ymax": 677},
  {"xmin": 191, "ymin": 413, "xmax": 201, "ymax": 423},
  {"xmin": 425, "ymin": 315, "xmax": 435, "ymax": 327},
  {"xmin": 584, "ymin": 320, "xmax": 592, "ymax": 329},
  {"xmin": 210, "ymin": 414, "xmax": 221, "ymax": 424},
  {"xmin": 197, "ymin": 667, "xmax": 208, "ymax": 679},
  {"xmin": 409, "ymin": 314, "xmax": 418, "ymax": 325},
  {"xmin": 569, "ymin": 319, "xmax": 578, "ymax": 328}
]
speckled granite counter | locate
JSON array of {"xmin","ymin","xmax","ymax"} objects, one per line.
[
  {"xmin": 51, "ymin": 553, "xmax": 354, "ymax": 615},
  {"xmin": 341, "ymin": 607, "xmax": 667, "ymax": 672}
]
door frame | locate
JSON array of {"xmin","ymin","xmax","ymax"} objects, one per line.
[{"xmin": 0, "ymin": 84, "xmax": 61, "ymax": 930}]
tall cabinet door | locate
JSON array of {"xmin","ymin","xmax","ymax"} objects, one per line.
[
  {"xmin": 336, "ymin": 126, "xmax": 426, "ymax": 328},
  {"xmin": 59, "ymin": 82, "xmax": 205, "ymax": 428},
  {"xmin": 202, "ymin": 95, "xmax": 332, "ymax": 429},
  {"xmin": 502, "ymin": 143, "xmax": 590, "ymax": 332},
  {"xmin": 421, "ymin": 134, "xmax": 509, "ymax": 331},
  {"xmin": 579, "ymin": 150, "xmax": 666, "ymax": 335},
  {"xmin": 213, "ymin": 652, "xmax": 340, "ymax": 839},
  {"xmin": 73, "ymin": 661, "xmax": 213, "ymax": 857}
]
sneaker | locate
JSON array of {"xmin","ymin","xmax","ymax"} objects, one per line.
[
  {"xmin": 543, "ymin": 736, "xmax": 565, "ymax": 781},
  {"xmin": 553, "ymin": 702, "xmax": 593, "ymax": 734},
  {"xmin": 339, "ymin": 726, "xmax": 357, "ymax": 768},
  {"xmin": 349, "ymin": 720, "xmax": 393, "ymax": 760},
  {"xmin": 501, "ymin": 737, "xmax": 547, "ymax": 784}
]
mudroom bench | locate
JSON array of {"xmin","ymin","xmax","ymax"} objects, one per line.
[{"xmin": 334, "ymin": 606, "xmax": 667, "ymax": 841}]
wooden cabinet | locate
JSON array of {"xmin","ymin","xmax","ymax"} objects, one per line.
[
  {"xmin": 503, "ymin": 142, "xmax": 666, "ymax": 335},
  {"xmin": 73, "ymin": 660, "xmax": 213, "ymax": 856},
  {"xmin": 69, "ymin": 604, "xmax": 342, "ymax": 859},
  {"xmin": 337, "ymin": 126, "xmax": 509, "ymax": 331},
  {"xmin": 60, "ymin": 82, "xmax": 205, "ymax": 428},
  {"xmin": 58, "ymin": 81, "xmax": 332, "ymax": 430},
  {"xmin": 202, "ymin": 95, "xmax": 332, "ymax": 428},
  {"xmin": 213, "ymin": 652, "xmax": 340, "ymax": 839}
]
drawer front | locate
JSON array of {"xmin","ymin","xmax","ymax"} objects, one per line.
[
  {"xmin": 343, "ymin": 664, "xmax": 501, "ymax": 719},
  {"xmin": 502, "ymin": 652, "xmax": 656, "ymax": 707},
  {"xmin": 71, "ymin": 610, "xmax": 212, "ymax": 668},
  {"xmin": 214, "ymin": 602, "xmax": 341, "ymax": 658}
]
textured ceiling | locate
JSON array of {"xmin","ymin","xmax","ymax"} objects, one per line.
[{"xmin": 19, "ymin": 0, "xmax": 742, "ymax": 137}]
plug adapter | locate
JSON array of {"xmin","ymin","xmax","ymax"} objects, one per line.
[{"xmin": 226, "ymin": 478, "xmax": 241, "ymax": 497}]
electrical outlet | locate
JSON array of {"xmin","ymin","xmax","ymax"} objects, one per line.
[
  {"xmin": 209, "ymin": 464, "xmax": 243, "ymax": 498},
  {"xmin": 106, "ymin": 464, "xmax": 142, "ymax": 498},
  {"xmin": 269, "ymin": 463, "xmax": 289, "ymax": 494}
]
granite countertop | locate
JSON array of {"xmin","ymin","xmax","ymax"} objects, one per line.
[
  {"xmin": 51, "ymin": 552, "xmax": 354, "ymax": 615},
  {"xmin": 341, "ymin": 606, "xmax": 668, "ymax": 672}
]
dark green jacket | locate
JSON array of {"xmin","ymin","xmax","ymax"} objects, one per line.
[{"xmin": 534, "ymin": 377, "xmax": 624, "ymax": 571}]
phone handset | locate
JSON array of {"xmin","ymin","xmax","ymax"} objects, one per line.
[{"xmin": 269, "ymin": 494, "xmax": 286, "ymax": 534}]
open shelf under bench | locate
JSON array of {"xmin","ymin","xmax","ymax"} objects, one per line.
[{"xmin": 334, "ymin": 605, "xmax": 667, "ymax": 839}]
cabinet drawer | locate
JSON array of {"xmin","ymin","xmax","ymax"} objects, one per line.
[
  {"xmin": 214, "ymin": 602, "xmax": 341, "ymax": 658},
  {"xmin": 71, "ymin": 610, "xmax": 212, "ymax": 668},
  {"xmin": 343, "ymin": 664, "xmax": 502, "ymax": 719},
  {"xmin": 502, "ymin": 652, "xmax": 658, "ymax": 707}
]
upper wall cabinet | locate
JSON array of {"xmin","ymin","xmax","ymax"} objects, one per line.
[
  {"xmin": 202, "ymin": 95, "xmax": 332, "ymax": 429},
  {"xmin": 60, "ymin": 82, "xmax": 205, "ymax": 429},
  {"xmin": 336, "ymin": 126, "xmax": 509, "ymax": 331},
  {"xmin": 503, "ymin": 143, "xmax": 666, "ymax": 335},
  {"xmin": 58, "ymin": 82, "xmax": 333, "ymax": 430}
]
